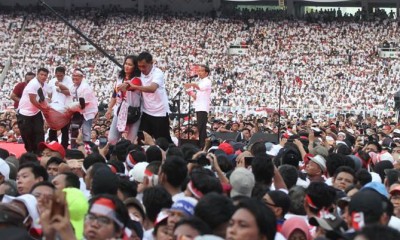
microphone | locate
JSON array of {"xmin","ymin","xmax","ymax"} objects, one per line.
[{"xmin": 189, "ymin": 75, "xmax": 198, "ymax": 79}]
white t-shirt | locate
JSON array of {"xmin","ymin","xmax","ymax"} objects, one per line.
[
  {"xmin": 141, "ymin": 66, "xmax": 170, "ymax": 117},
  {"xmin": 48, "ymin": 76, "xmax": 73, "ymax": 106},
  {"xmin": 18, "ymin": 78, "xmax": 49, "ymax": 116},
  {"xmin": 193, "ymin": 76, "xmax": 212, "ymax": 112},
  {"xmin": 70, "ymin": 80, "xmax": 98, "ymax": 120}
]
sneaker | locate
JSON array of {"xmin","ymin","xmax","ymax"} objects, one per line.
[
  {"xmin": 79, "ymin": 98, "xmax": 85, "ymax": 109},
  {"xmin": 37, "ymin": 88, "xmax": 45, "ymax": 102}
]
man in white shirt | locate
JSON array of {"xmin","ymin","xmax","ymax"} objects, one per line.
[
  {"xmin": 130, "ymin": 52, "xmax": 172, "ymax": 143},
  {"xmin": 47, "ymin": 66, "xmax": 73, "ymax": 149},
  {"xmin": 17, "ymin": 68, "xmax": 50, "ymax": 154},
  {"xmin": 184, "ymin": 65, "xmax": 212, "ymax": 148},
  {"xmin": 69, "ymin": 69, "xmax": 98, "ymax": 148}
]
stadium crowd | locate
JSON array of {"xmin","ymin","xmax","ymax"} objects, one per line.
[{"xmin": 0, "ymin": 5, "xmax": 400, "ymax": 240}]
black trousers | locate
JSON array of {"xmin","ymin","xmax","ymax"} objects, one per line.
[
  {"xmin": 196, "ymin": 111, "xmax": 208, "ymax": 149},
  {"xmin": 140, "ymin": 112, "xmax": 173, "ymax": 143},
  {"xmin": 48, "ymin": 123, "xmax": 70, "ymax": 150},
  {"xmin": 17, "ymin": 111, "xmax": 44, "ymax": 154}
]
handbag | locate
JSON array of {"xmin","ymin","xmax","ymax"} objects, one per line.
[{"xmin": 117, "ymin": 97, "xmax": 141, "ymax": 125}]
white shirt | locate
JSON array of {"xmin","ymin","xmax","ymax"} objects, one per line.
[
  {"xmin": 193, "ymin": 76, "xmax": 212, "ymax": 112},
  {"xmin": 70, "ymin": 80, "xmax": 98, "ymax": 120},
  {"xmin": 18, "ymin": 78, "xmax": 49, "ymax": 116},
  {"xmin": 141, "ymin": 66, "xmax": 170, "ymax": 117},
  {"xmin": 48, "ymin": 76, "xmax": 73, "ymax": 105}
]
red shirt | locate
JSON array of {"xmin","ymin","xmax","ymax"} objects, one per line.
[{"xmin": 12, "ymin": 82, "xmax": 27, "ymax": 108}]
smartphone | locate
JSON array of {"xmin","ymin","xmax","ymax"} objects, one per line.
[
  {"xmin": 137, "ymin": 131, "xmax": 145, "ymax": 145},
  {"xmin": 99, "ymin": 136, "xmax": 108, "ymax": 148},
  {"xmin": 50, "ymin": 191, "xmax": 66, "ymax": 217},
  {"xmin": 244, "ymin": 157, "xmax": 254, "ymax": 168}
]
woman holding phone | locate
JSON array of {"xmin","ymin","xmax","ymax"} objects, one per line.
[{"xmin": 105, "ymin": 55, "xmax": 142, "ymax": 144}]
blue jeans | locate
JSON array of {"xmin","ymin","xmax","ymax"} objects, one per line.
[{"xmin": 82, "ymin": 118, "xmax": 93, "ymax": 142}]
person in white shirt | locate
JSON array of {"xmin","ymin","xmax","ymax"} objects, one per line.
[
  {"xmin": 184, "ymin": 64, "xmax": 212, "ymax": 148},
  {"xmin": 69, "ymin": 69, "xmax": 99, "ymax": 148},
  {"xmin": 129, "ymin": 52, "xmax": 172, "ymax": 143},
  {"xmin": 17, "ymin": 68, "xmax": 50, "ymax": 154},
  {"xmin": 47, "ymin": 66, "xmax": 73, "ymax": 149}
]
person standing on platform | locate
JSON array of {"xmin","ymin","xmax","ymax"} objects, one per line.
[
  {"xmin": 128, "ymin": 52, "xmax": 173, "ymax": 143},
  {"xmin": 105, "ymin": 55, "xmax": 142, "ymax": 144},
  {"xmin": 69, "ymin": 69, "xmax": 98, "ymax": 148},
  {"xmin": 47, "ymin": 67, "xmax": 73, "ymax": 149},
  {"xmin": 184, "ymin": 65, "xmax": 212, "ymax": 148},
  {"xmin": 17, "ymin": 68, "xmax": 49, "ymax": 154},
  {"xmin": 10, "ymin": 72, "xmax": 36, "ymax": 109}
]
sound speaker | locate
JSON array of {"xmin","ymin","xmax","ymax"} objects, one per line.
[
  {"xmin": 249, "ymin": 133, "xmax": 279, "ymax": 145},
  {"xmin": 211, "ymin": 132, "xmax": 240, "ymax": 142}
]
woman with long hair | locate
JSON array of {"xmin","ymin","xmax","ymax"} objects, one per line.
[{"xmin": 105, "ymin": 55, "xmax": 142, "ymax": 144}]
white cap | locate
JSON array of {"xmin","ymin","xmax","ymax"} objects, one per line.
[{"xmin": 128, "ymin": 162, "xmax": 149, "ymax": 183}]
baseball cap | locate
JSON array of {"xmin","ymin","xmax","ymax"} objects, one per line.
[
  {"xmin": 2, "ymin": 194, "xmax": 40, "ymax": 229},
  {"xmin": 38, "ymin": 141, "xmax": 66, "ymax": 159},
  {"xmin": 63, "ymin": 188, "xmax": 89, "ymax": 240},
  {"xmin": 218, "ymin": 143, "xmax": 234, "ymax": 155},
  {"xmin": 169, "ymin": 197, "xmax": 198, "ymax": 216},
  {"xmin": 390, "ymin": 185, "xmax": 400, "ymax": 195},
  {"xmin": 309, "ymin": 155, "xmax": 327, "ymax": 173},
  {"xmin": 348, "ymin": 190, "xmax": 387, "ymax": 224},
  {"xmin": 154, "ymin": 210, "xmax": 168, "ymax": 227},
  {"xmin": 229, "ymin": 167, "xmax": 255, "ymax": 198},
  {"xmin": 124, "ymin": 197, "xmax": 146, "ymax": 221},
  {"xmin": 128, "ymin": 162, "xmax": 149, "ymax": 183},
  {"xmin": 361, "ymin": 182, "xmax": 389, "ymax": 198},
  {"xmin": 309, "ymin": 213, "xmax": 347, "ymax": 232},
  {"xmin": 0, "ymin": 158, "xmax": 10, "ymax": 180}
]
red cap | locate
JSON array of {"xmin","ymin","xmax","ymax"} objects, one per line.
[
  {"xmin": 218, "ymin": 142, "xmax": 234, "ymax": 155},
  {"xmin": 38, "ymin": 141, "xmax": 65, "ymax": 158}
]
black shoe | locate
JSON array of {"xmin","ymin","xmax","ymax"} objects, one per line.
[
  {"xmin": 37, "ymin": 88, "xmax": 45, "ymax": 102},
  {"xmin": 79, "ymin": 98, "xmax": 85, "ymax": 109}
]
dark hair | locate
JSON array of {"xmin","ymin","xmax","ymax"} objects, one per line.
[
  {"xmin": 357, "ymin": 224, "xmax": 400, "ymax": 240},
  {"xmin": 91, "ymin": 167, "xmax": 119, "ymax": 195},
  {"xmin": 267, "ymin": 190, "xmax": 291, "ymax": 217},
  {"xmin": 146, "ymin": 161, "xmax": 161, "ymax": 175},
  {"xmin": 18, "ymin": 153, "xmax": 39, "ymax": 165},
  {"xmin": 326, "ymin": 153, "xmax": 346, "ymax": 177},
  {"xmin": 37, "ymin": 67, "xmax": 49, "ymax": 74},
  {"xmin": 198, "ymin": 64, "xmax": 210, "ymax": 75},
  {"xmin": 0, "ymin": 148, "xmax": 10, "ymax": 159},
  {"xmin": 60, "ymin": 172, "xmax": 80, "ymax": 189},
  {"xmin": 119, "ymin": 55, "xmax": 141, "ymax": 79},
  {"xmin": 89, "ymin": 194, "xmax": 130, "ymax": 232},
  {"xmin": 25, "ymin": 72, "xmax": 36, "ymax": 77},
  {"xmin": 306, "ymin": 182, "xmax": 336, "ymax": 213},
  {"xmin": 142, "ymin": 186, "xmax": 173, "ymax": 222},
  {"xmin": 30, "ymin": 181, "xmax": 55, "ymax": 193},
  {"xmin": 190, "ymin": 169, "xmax": 223, "ymax": 196},
  {"xmin": 174, "ymin": 217, "xmax": 212, "ymax": 235},
  {"xmin": 83, "ymin": 153, "xmax": 106, "ymax": 171},
  {"xmin": 166, "ymin": 146, "xmax": 184, "ymax": 159},
  {"xmin": 250, "ymin": 142, "xmax": 267, "ymax": 156},
  {"xmin": 55, "ymin": 66, "xmax": 66, "ymax": 74},
  {"xmin": 216, "ymin": 155, "xmax": 233, "ymax": 173},
  {"xmin": 46, "ymin": 157, "xmax": 64, "ymax": 168},
  {"xmin": 356, "ymin": 169, "xmax": 372, "ymax": 187},
  {"xmin": 194, "ymin": 193, "xmax": 235, "ymax": 233},
  {"xmin": 161, "ymin": 156, "xmax": 188, "ymax": 188},
  {"xmin": 278, "ymin": 164, "xmax": 298, "ymax": 190},
  {"xmin": 251, "ymin": 154, "xmax": 274, "ymax": 186},
  {"xmin": 137, "ymin": 52, "xmax": 153, "ymax": 63},
  {"xmin": 235, "ymin": 198, "xmax": 276, "ymax": 240},
  {"xmin": 385, "ymin": 169, "xmax": 400, "ymax": 187},
  {"xmin": 155, "ymin": 137, "xmax": 170, "ymax": 151},
  {"xmin": 333, "ymin": 166, "xmax": 356, "ymax": 184},
  {"xmin": 118, "ymin": 177, "xmax": 137, "ymax": 199},
  {"xmin": 18, "ymin": 163, "xmax": 48, "ymax": 182},
  {"xmin": 146, "ymin": 146, "xmax": 163, "ymax": 163}
]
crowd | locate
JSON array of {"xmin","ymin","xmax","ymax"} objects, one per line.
[{"xmin": 0, "ymin": 5, "xmax": 400, "ymax": 240}]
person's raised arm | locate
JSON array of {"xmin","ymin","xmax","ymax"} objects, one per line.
[{"xmin": 129, "ymin": 82, "xmax": 158, "ymax": 93}]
